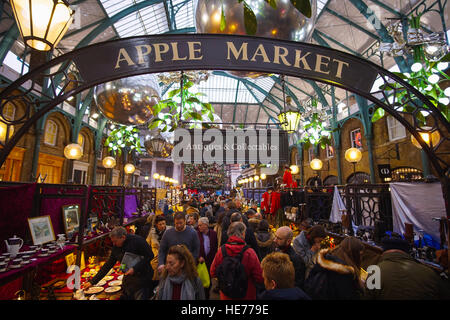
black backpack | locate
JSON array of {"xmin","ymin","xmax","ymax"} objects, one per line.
[{"xmin": 216, "ymin": 244, "xmax": 249, "ymax": 299}]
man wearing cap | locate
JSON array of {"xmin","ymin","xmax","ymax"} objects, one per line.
[{"xmin": 365, "ymin": 235, "xmax": 450, "ymax": 300}]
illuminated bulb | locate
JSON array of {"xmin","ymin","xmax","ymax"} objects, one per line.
[
  {"xmin": 124, "ymin": 163, "xmax": 135, "ymax": 174},
  {"xmin": 437, "ymin": 62, "xmax": 449, "ymax": 71},
  {"xmin": 254, "ymin": 176, "xmax": 260, "ymax": 181},
  {"xmin": 260, "ymin": 174, "xmax": 267, "ymax": 180},
  {"xmin": 64, "ymin": 143, "xmax": 83, "ymax": 160},
  {"xmin": 160, "ymin": 175, "xmax": 166, "ymax": 181},
  {"xmin": 153, "ymin": 173, "xmax": 160, "ymax": 180},
  {"xmin": 345, "ymin": 147, "xmax": 362, "ymax": 163},
  {"xmin": 310, "ymin": 159, "xmax": 323, "ymax": 171},
  {"xmin": 444, "ymin": 87, "xmax": 450, "ymax": 97},
  {"xmin": 410, "ymin": 62, "xmax": 423, "ymax": 72},
  {"xmin": 428, "ymin": 74, "xmax": 440, "ymax": 84},
  {"xmin": 290, "ymin": 165, "xmax": 300, "ymax": 175}
]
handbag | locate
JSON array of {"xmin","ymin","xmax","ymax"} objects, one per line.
[{"xmin": 196, "ymin": 262, "xmax": 210, "ymax": 288}]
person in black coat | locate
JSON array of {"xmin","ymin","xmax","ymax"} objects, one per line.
[
  {"xmin": 304, "ymin": 236, "xmax": 364, "ymax": 300},
  {"xmin": 222, "ymin": 212, "xmax": 261, "ymax": 259},
  {"xmin": 259, "ymin": 252, "xmax": 310, "ymax": 300},
  {"xmin": 82, "ymin": 227, "xmax": 154, "ymax": 300},
  {"xmin": 273, "ymin": 226, "xmax": 306, "ymax": 289}
]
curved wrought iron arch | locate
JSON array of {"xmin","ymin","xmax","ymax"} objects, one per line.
[{"xmin": 0, "ymin": 34, "xmax": 448, "ymax": 185}]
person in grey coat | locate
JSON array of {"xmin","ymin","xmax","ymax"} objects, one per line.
[{"xmin": 293, "ymin": 225, "xmax": 326, "ymax": 277}]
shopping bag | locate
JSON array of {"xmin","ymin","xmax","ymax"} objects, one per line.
[{"xmin": 197, "ymin": 262, "xmax": 210, "ymax": 288}]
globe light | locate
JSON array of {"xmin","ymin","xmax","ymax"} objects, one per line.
[
  {"xmin": 249, "ymin": 177, "xmax": 254, "ymax": 182},
  {"xmin": 260, "ymin": 174, "xmax": 267, "ymax": 180},
  {"xmin": 428, "ymin": 74, "xmax": 440, "ymax": 84},
  {"xmin": 124, "ymin": 163, "xmax": 135, "ymax": 174},
  {"xmin": 411, "ymin": 127, "xmax": 441, "ymax": 149},
  {"xmin": 165, "ymin": 177, "xmax": 170, "ymax": 182},
  {"xmin": 254, "ymin": 175, "xmax": 260, "ymax": 181},
  {"xmin": 153, "ymin": 173, "xmax": 160, "ymax": 180},
  {"xmin": 290, "ymin": 165, "xmax": 300, "ymax": 175},
  {"xmin": 345, "ymin": 148, "xmax": 363, "ymax": 163},
  {"xmin": 159, "ymin": 175, "xmax": 166, "ymax": 181},
  {"xmin": 310, "ymin": 159, "xmax": 323, "ymax": 171},
  {"xmin": 64, "ymin": 143, "xmax": 83, "ymax": 160},
  {"xmin": 102, "ymin": 156, "xmax": 116, "ymax": 168},
  {"xmin": 410, "ymin": 62, "xmax": 423, "ymax": 72}
]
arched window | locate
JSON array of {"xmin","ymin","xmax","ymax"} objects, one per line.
[
  {"xmin": 2, "ymin": 103, "xmax": 15, "ymax": 121},
  {"xmin": 347, "ymin": 172, "xmax": 370, "ymax": 184},
  {"xmin": 44, "ymin": 120, "xmax": 58, "ymax": 146},
  {"xmin": 307, "ymin": 176, "xmax": 322, "ymax": 187},
  {"xmin": 392, "ymin": 167, "xmax": 423, "ymax": 182},
  {"xmin": 323, "ymin": 175, "xmax": 338, "ymax": 186}
]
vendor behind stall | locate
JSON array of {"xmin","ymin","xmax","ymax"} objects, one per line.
[{"xmin": 82, "ymin": 227, "xmax": 154, "ymax": 300}]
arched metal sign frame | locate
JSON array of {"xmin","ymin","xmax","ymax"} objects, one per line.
[{"xmin": 0, "ymin": 34, "xmax": 449, "ymax": 206}]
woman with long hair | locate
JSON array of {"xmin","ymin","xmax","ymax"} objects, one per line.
[
  {"xmin": 304, "ymin": 236, "xmax": 365, "ymax": 300},
  {"xmin": 156, "ymin": 244, "xmax": 205, "ymax": 300}
]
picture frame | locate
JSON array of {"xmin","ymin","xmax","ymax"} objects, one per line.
[
  {"xmin": 65, "ymin": 252, "xmax": 85, "ymax": 270},
  {"xmin": 62, "ymin": 204, "xmax": 80, "ymax": 236},
  {"xmin": 28, "ymin": 215, "xmax": 55, "ymax": 245}
]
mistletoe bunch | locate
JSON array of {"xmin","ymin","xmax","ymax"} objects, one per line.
[{"xmin": 104, "ymin": 125, "xmax": 142, "ymax": 156}]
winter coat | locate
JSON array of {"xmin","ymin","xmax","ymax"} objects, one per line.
[
  {"xmin": 365, "ymin": 250, "xmax": 450, "ymax": 300},
  {"xmin": 221, "ymin": 212, "xmax": 261, "ymax": 258},
  {"xmin": 276, "ymin": 246, "xmax": 306, "ymax": 290},
  {"xmin": 255, "ymin": 230, "xmax": 275, "ymax": 260},
  {"xmin": 147, "ymin": 226, "xmax": 173, "ymax": 279},
  {"xmin": 304, "ymin": 248, "xmax": 362, "ymax": 300},
  {"xmin": 259, "ymin": 287, "xmax": 311, "ymax": 300},
  {"xmin": 293, "ymin": 230, "xmax": 316, "ymax": 276},
  {"xmin": 210, "ymin": 235, "xmax": 264, "ymax": 300},
  {"xmin": 196, "ymin": 228, "xmax": 218, "ymax": 270}
]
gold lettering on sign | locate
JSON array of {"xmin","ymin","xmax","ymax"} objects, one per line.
[
  {"xmin": 153, "ymin": 43, "xmax": 170, "ymax": 62},
  {"xmin": 227, "ymin": 42, "xmax": 249, "ymax": 61},
  {"xmin": 187, "ymin": 42, "xmax": 203, "ymax": 60},
  {"xmin": 171, "ymin": 42, "xmax": 187, "ymax": 61},
  {"xmin": 115, "ymin": 48, "xmax": 135, "ymax": 69},
  {"xmin": 293, "ymin": 50, "xmax": 312, "ymax": 70},
  {"xmin": 135, "ymin": 45, "xmax": 152, "ymax": 64},
  {"xmin": 333, "ymin": 59, "xmax": 350, "ymax": 79},
  {"xmin": 251, "ymin": 44, "xmax": 270, "ymax": 63},
  {"xmin": 315, "ymin": 54, "xmax": 331, "ymax": 75},
  {"xmin": 273, "ymin": 46, "xmax": 291, "ymax": 66}
]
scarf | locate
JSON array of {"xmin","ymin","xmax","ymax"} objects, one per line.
[{"xmin": 160, "ymin": 274, "xmax": 196, "ymax": 300}]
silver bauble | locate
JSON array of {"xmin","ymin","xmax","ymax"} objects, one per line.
[
  {"xmin": 94, "ymin": 74, "xmax": 161, "ymax": 126},
  {"xmin": 195, "ymin": 0, "xmax": 317, "ymax": 78}
]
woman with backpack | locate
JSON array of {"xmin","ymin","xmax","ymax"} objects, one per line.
[
  {"xmin": 156, "ymin": 244, "xmax": 205, "ymax": 300},
  {"xmin": 210, "ymin": 222, "xmax": 263, "ymax": 300}
]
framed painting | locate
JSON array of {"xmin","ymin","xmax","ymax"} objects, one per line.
[
  {"xmin": 62, "ymin": 204, "xmax": 80, "ymax": 235},
  {"xmin": 28, "ymin": 215, "xmax": 55, "ymax": 245}
]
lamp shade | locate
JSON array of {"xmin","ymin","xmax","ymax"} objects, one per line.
[
  {"xmin": 345, "ymin": 148, "xmax": 363, "ymax": 163},
  {"xmin": 153, "ymin": 173, "xmax": 160, "ymax": 180},
  {"xmin": 124, "ymin": 163, "xmax": 135, "ymax": 174},
  {"xmin": 102, "ymin": 156, "xmax": 116, "ymax": 168},
  {"xmin": 11, "ymin": 0, "xmax": 74, "ymax": 51},
  {"xmin": 278, "ymin": 110, "xmax": 301, "ymax": 133},
  {"xmin": 64, "ymin": 143, "xmax": 83, "ymax": 160},
  {"xmin": 310, "ymin": 158, "xmax": 323, "ymax": 171},
  {"xmin": 290, "ymin": 165, "xmax": 300, "ymax": 175},
  {"xmin": 411, "ymin": 127, "xmax": 441, "ymax": 149}
]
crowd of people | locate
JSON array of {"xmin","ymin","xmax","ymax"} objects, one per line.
[{"xmin": 82, "ymin": 192, "xmax": 450, "ymax": 300}]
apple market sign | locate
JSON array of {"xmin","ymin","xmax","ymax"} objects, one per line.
[{"xmin": 73, "ymin": 34, "xmax": 378, "ymax": 93}]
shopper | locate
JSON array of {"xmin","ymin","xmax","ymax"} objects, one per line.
[
  {"xmin": 226, "ymin": 212, "xmax": 260, "ymax": 258},
  {"xmin": 273, "ymin": 226, "xmax": 306, "ymax": 289},
  {"xmin": 365, "ymin": 236, "xmax": 450, "ymax": 300},
  {"xmin": 293, "ymin": 225, "xmax": 326, "ymax": 275},
  {"xmin": 210, "ymin": 222, "xmax": 263, "ymax": 300},
  {"xmin": 259, "ymin": 252, "xmax": 310, "ymax": 300},
  {"xmin": 156, "ymin": 244, "xmax": 205, "ymax": 300},
  {"xmin": 255, "ymin": 219, "xmax": 275, "ymax": 260},
  {"xmin": 158, "ymin": 212, "xmax": 200, "ymax": 275},
  {"xmin": 196, "ymin": 217, "xmax": 218, "ymax": 299},
  {"xmin": 146, "ymin": 215, "xmax": 173, "ymax": 281},
  {"xmin": 83, "ymin": 227, "xmax": 154, "ymax": 300},
  {"xmin": 304, "ymin": 236, "xmax": 364, "ymax": 300}
]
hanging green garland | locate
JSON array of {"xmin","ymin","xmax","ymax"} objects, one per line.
[{"xmin": 104, "ymin": 125, "xmax": 143, "ymax": 156}]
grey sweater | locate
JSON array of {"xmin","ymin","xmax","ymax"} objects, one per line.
[{"xmin": 158, "ymin": 226, "xmax": 200, "ymax": 266}]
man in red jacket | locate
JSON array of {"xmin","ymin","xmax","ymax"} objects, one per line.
[{"xmin": 210, "ymin": 222, "xmax": 263, "ymax": 300}]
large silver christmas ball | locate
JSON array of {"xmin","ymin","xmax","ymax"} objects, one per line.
[
  {"xmin": 195, "ymin": 0, "xmax": 317, "ymax": 78},
  {"xmin": 94, "ymin": 74, "xmax": 161, "ymax": 126}
]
